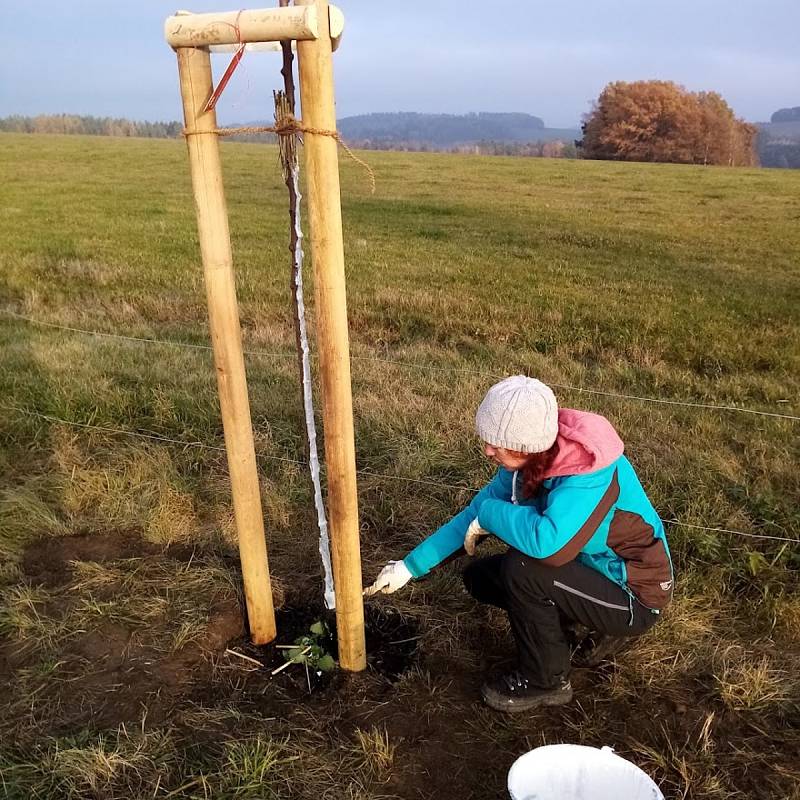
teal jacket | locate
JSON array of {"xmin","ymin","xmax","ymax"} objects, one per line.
[{"xmin": 404, "ymin": 411, "xmax": 674, "ymax": 612}]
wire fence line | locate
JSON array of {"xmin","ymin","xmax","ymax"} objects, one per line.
[
  {"xmin": 0, "ymin": 309, "xmax": 294, "ymax": 360},
  {"xmin": 8, "ymin": 405, "xmax": 798, "ymax": 546},
  {"xmin": 3, "ymin": 308, "xmax": 799, "ymax": 422},
  {"xmin": 8, "ymin": 406, "xmax": 457, "ymax": 484}
]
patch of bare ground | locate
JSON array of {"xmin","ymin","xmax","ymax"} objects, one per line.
[{"xmin": 2, "ymin": 532, "xmax": 246, "ymax": 733}]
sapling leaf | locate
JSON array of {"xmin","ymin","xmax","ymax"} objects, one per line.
[
  {"xmin": 316, "ymin": 654, "xmax": 335, "ymax": 672},
  {"xmin": 278, "ymin": 617, "xmax": 337, "ymax": 674}
]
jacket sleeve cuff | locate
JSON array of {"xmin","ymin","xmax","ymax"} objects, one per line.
[{"xmin": 402, "ymin": 554, "xmax": 425, "ymax": 579}]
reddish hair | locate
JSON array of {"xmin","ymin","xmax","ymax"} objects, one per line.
[{"xmin": 517, "ymin": 443, "xmax": 559, "ymax": 498}]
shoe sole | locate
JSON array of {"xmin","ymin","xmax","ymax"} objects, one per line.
[{"xmin": 481, "ymin": 687, "xmax": 574, "ymax": 713}]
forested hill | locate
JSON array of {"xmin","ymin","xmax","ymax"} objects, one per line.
[
  {"xmin": 771, "ymin": 107, "xmax": 800, "ymax": 123},
  {"xmin": 758, "ymin": 107, "xmax": 800, "ymax": 168},
  {"xmin": 0, "ymin": 111, "xmax": 576, "ymax": 146},
  {"xmin": 337, "ymin": 112, "xmax": 579, "ymax": 145}
]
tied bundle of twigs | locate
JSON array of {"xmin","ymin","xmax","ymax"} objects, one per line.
[
  {"xmin": 195, "ymin": 115, "xmax": 375, "ymax": 194},
  {"xmin": 273, "ymin": 90, "xmax": 298, "ymax": 181},
  {"xmin": 182, "ymin": 112, "xmax": 375, "ymax": 193}
]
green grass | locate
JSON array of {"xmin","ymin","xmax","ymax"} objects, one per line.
[{"xmin": 1, "ymin": 132, "xmax": 799, "ymax": 799}]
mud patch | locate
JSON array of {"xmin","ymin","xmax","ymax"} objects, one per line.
[
  {"xmin": 22, "ymin": 532, "xmax": 160, "ymax": 587},
  {"xmin": 4, "ymin": 532, "xmax": 246, "ymax": 731}
]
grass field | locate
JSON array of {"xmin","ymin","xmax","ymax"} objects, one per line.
[{"xmin": 1, "ymin": 132, "xmax": 799, "ymax": 799}]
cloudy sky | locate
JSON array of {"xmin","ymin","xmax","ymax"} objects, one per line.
[{"xmin": 1, "ymin": 1, "xmax": 798, "ymax": 128}]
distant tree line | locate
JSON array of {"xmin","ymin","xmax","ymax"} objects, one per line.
[
  {"xmin": 8, "ymin": 106, "xmax": 795, "ymax": 168},
  {"xmin": 469, "ymin": 140, "xmax": 577, "ymax": 158},
  {"xmin": 758, "ymin": 107, "xmax": 800, "ymax": 168},
  {"xmin": 347, "ymin": 138, "xmax": 577, "ymax": 158},
  {"xmin": 337, "ymin": 112, "xmax": 547, "ymax": 146},
  {"xmin": 0, "ymin": 112, "xmax": 576, "ymax": 158},
  {"xmin": 0, "ymin": 114, "xmax": 183, "ymax": 138},
  {"xmin": 579, "ymin": 81, "xmax": 758, "ymax": 166},
  {"xmin": 759, "ymin": 139, "xmax": 800, "ymax": 169}
]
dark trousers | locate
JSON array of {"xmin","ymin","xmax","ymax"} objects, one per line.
[{"xmin": 462, "ymin": 550, "xmax": 658, "ymax": 688}]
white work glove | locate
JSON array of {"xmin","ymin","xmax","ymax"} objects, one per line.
[
  {"xmin": 363, "ymin": 560, "xmax": 412, "ymax": 596},
  {"xmin": 464, "ymin": 518, "xmax": 490, "ymax": 556}
]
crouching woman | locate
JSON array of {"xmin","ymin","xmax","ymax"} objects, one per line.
[{"xmin": 365, "ymin": 376, "xmax": 673, "ymax": 713}]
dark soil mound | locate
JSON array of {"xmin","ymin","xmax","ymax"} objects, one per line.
[{"xmin": 227, "ymin": 602, "xmax": 420, "ymax": 697}]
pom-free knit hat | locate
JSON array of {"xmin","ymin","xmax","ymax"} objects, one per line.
[{"xmin": 475, "ymin": 376, "xmax": 558, "ymax": 454}]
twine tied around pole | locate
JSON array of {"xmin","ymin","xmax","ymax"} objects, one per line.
[{"xmin": 182, "ymin": 116, "xmax": 376, "ymax": 194}]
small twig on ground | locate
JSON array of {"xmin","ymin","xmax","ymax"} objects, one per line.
[
  {"xmin": 225, "ymin": 648, "xmax": 264, "ymax": 668},
  {"xmin": 388, "ymin": 635, "xmax": 422, "ymax": 645},
  {"xmin": 162, "ymin": 778, "xmax": 204, "ymax": 799},
  {"xmin": 271, "ymin": 646, "xmax": 312, "ymax": 676}
]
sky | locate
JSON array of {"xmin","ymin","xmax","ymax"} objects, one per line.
[{"xmin": 1, "ymin": 1, "xmax": 798, "ymax": 129}]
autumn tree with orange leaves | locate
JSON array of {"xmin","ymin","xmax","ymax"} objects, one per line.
[{"xmin": 580, "ymin": 81, "xmax": 758, "ymax": 166}]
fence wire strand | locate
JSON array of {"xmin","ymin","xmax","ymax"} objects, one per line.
[
  {"xmin": 3, "ymin": 308, "xmax": 798, "ymax": 421},
  {"xmin": 8, "ymin": 405, "xmax": 798, "ymax": 546},
  {"xmin": 9, "ymin": 406, "xmax": 306, "ymax": 466},
  {"xmin": 0, "ymin": 309, "xmax": 295, "ymax": 361}
]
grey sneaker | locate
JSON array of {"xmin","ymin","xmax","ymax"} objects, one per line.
[{"xmin": 481, "ymin": 670, "xmax": 573, "ymax": 713}]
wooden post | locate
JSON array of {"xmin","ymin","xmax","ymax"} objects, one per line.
[
  {"xmin": 296, "ymin": 0, "xmax": 366, "ymax": 671},
  {"xmin": 175, "ymin": 46, "xmax": 277, "ymax": 645}
]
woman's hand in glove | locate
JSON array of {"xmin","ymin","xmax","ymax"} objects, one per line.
[
  {"xmin": 464, "ymin": 518, "xmax": 490, "ymax": 556},
  {"xmin": 363, "ymin": 560, "xmax": 412, "ymax": 596}
]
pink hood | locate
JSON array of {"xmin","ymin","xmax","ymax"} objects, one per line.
[{"xmin": 544, "ymin": 409, "xmax": 624, "ymax": 478}]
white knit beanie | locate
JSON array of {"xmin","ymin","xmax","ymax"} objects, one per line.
[{"xmin": 475, "ymin": 376, "xmax": 558, "ymax": 453}]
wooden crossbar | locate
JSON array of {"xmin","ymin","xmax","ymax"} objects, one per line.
[{"xmin": 165, "ymin": 5, "xmax": 344, "ymax": 48}]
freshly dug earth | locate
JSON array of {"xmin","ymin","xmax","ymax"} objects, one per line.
[{"xmin": 228, "ymin": 602, "xmax": 420, "ymax": 696}]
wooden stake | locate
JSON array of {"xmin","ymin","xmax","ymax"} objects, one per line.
[
  {"xmin": 175, "ymin": 46, "xmax": 276, "ymax": 645},
  {"xmin": 296, "ymin": 0, "xmax": 366, "ymax": 671}
]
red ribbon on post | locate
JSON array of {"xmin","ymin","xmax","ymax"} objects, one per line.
[
  {"xmin": 202, "ymin": 42, "xmax": 247, "ymax": 113},
  {"xmin": 202, "ymin": 9, "xmax": 246, "ymax": 114}
]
